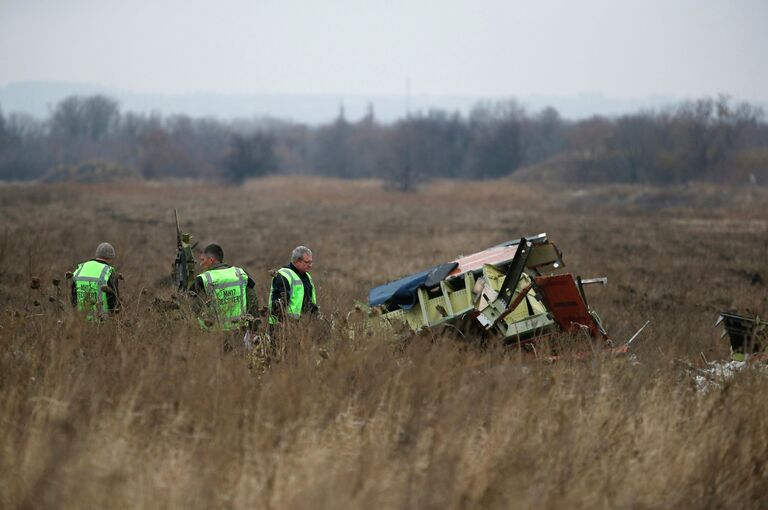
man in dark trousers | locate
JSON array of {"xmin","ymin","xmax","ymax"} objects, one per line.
[{"xmin": 268, "ymin": 245, "xmax": 318, "ymax": 325}]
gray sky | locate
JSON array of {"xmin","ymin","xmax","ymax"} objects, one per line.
[{"xmin": 1, "ymin": 0, "xmax": 766, "ymax": 100}]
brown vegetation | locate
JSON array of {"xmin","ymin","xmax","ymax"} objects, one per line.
[
  {"xmin": 41, "ymin": 160, "xmax": 141, "ymax": 184},
  {"xmin": 1, "ymin": 178, "xmax": 767, "ymax": 509}
]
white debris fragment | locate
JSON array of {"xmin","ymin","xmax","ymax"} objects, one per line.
[{"xmin": 693, "ymin": 359, "xmax": 768, "ymax": 393}]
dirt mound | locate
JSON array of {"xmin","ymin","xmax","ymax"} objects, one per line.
[
  {"xmin": 41, "ymin": 160, "xmax": 141, "ymax": 183},
  {"xmin": 511, "ymin": 152, "xmax": 638, "ymax": 185},
  {"xmin": 510, "ymin": 154, "xmax": 580, "ymax": 183}
]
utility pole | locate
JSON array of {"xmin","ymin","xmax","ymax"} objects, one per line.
[{"xmin": 405, "ymin": 78, "xmax": 411, "ymax": 119}]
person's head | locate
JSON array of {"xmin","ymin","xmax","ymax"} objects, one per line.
[
  {"xmin": 94, "ymin": 242, "xmax": 115, "ymax": 264},
  {"xmin": 199, "ymin": 243, "xmax": 224, "ymax": 270},
  {"xmin": 291, "ymin": 246, "xmax": 313, "ymax": 274}
]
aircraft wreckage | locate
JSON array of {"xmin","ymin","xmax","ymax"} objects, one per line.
[
  {"xmin": 363, "ymin": 234, "xmax": 631, "ymax": 352},
  {"xmin": 716, "ymin": 312, "xmax": 767, "ymax": 361}
]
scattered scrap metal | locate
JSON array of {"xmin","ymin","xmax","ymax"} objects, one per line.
[
  {"xmin": 716, "ymin": 311, "xmax": 767, "ymax": 361},
  {"xmin": 364, "ymin": 234, "xmax": 628, "ymax": 355}
]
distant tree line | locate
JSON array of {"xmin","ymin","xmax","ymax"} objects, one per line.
[{"xmin": 0, "ymin": 94, "xmax": 766, "ymax": 189}]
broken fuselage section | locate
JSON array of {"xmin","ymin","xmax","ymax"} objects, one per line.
[{"xmin": 367, "ymin": 234, "xmax": 608, "ymax": 344}]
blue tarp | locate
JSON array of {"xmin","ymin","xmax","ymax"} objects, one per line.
[
  {"xmin": 368, "ymin": 268, "xmax": 433, "ymax": 310},
  {"xmin": 368, "ymin": 262, "xmax": 459, "ymax": 310}
]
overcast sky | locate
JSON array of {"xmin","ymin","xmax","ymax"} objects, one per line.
[{"xmin": 1, "ymin": 0, "xmax": 766, "ymax": 100}]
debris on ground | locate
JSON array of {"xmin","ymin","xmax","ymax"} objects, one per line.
[
  {"xmin": 361, "ymin": 233, "xmax": 628, "ymax": 355},
  {"xmin": 684, "ymin": 359, "xmax": 768, "ymax": 393},
  {"xmin": 716, "ymin": 311, "xmax": 767, "ymax": 361}
]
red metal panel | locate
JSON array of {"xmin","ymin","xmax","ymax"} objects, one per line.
[{"xmin": 534, "ymin": 274, "xmax": 602, "ymax": 338}]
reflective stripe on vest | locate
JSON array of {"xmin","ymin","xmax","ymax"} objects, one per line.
[
  {"xmin": 72, "ymin": 260, "xmax": 113, "ymax": 319},
  {"xmin": 199, "ymin": 266, "xmax": 249, "ymax": 331},
  {"xmin": 268, "ymin": 267, "xmax": 316, "ymax": 324}
]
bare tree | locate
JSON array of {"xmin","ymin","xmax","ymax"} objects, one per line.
[
  {"xmin": 50, "ymin": 95, "xmax": 120, "ymax": 140},
  {"xmin": 224, "ymin": 132, "xmax": 276, "ymax": 184}
]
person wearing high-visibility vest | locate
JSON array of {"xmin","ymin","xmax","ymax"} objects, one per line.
[
  {"xmin": 268, "ymin": 246, "xmax": 318, "ymax": 325},
  {"xmin": 70, "ymin": 242, "xmax": 120, "ymax": 320},
  {"xmin": 192, "ymin": 243, "xmax": 259, "ymax": 332}
]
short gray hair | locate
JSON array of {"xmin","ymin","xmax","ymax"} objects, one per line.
[
  {"xmin": 95, "ymin": 242, "xmax": 115, "ymax": 260},
  {"xmin": 291, "ymin": 246, "xmax": 312, "ymax": 263}
]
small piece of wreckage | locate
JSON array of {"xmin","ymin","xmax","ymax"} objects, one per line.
[
  {"xmin": 364, "ymin": 234, "xmax": 630, "ymax": 354},
  {"xmin": 716, "ymin": 312, "xmax": 767, "ymax": 362}
]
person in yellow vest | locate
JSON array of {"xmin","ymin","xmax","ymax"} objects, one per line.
[
  {"xmin": 70, "ymin": 242, "xmax": 120, "ymax": 320},
  {"xmin": 192, "ymin": 243, "xmax": 259, "ymax": 332},
  {"xmin": 268, "ymin": 246, "xmax": 318, "ymax": 325}
]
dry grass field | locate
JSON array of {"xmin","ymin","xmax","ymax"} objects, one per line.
[{"xmin": 1, "ymin": 177, "xmax": 767, "ymax": 509}]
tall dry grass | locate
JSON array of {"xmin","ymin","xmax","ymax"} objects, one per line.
[{"xmin": 1, "ymin": 178, "xmax": 767, "ymax": 509}]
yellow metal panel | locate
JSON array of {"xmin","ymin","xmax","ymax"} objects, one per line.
[
  {"xmin": 506, "ymin": 298, "xmax": 531, "ymax": 323},
  {"xmin": 503, "ymin": 314, "xmax": 555, "ymax": 337},
  {"xmin": 417, "ymin": 288, "xmax": 432, "ymax": 326},
  {"xmin": 528, "ymin": 294, "xmax": 547, "ymax": 315},
  {"xmin": 440, "ymin": 281, "xmax": 455, "ymax": 316},
  {"xmin": 404, "ymin": 308, "xmax": 427, "ymax": 329},
  {"xmin": 464, "ymin": 272, "xmax": 475, "ymax": 309},
  {"xmin": 482, "ymin": 264, "xmax": 506, "ymax": 291},
  {"xmin": 448, "ymin": 289, "xmax": 473, "ymax": 315}
]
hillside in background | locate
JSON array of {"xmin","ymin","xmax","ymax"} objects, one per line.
[{"xmin": 0, "ymin": 81, "xmax": 703, "ymax": 124}]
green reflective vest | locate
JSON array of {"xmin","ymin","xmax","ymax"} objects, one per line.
[
  {"xmin": 268, "ymin": 267, "xmax": 316, "ymax": 324},
  {"xmin": 72, "ymin": 260, "xmax": 114, "ymax": 320},
  {"xmin": 199, "ymin": 266, "xmax": 249, "ymax": 331}
]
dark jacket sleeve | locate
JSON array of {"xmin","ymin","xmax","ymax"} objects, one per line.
[
  {"xmin": 106, "ymin": 271, "xmax": 120, "ymax": 312},
  {"xmin": 245, "ymin": 275, "xmax": 259, "ymax": 317},
  {"xmin": 302, "ymin": 277, "xmax": 319, "ymax": 314},
  {"xmin": 270, "ymin": 273, "xmax": 290, "ymax": 319},
  {"xmin": 191, "ymin": 275, "xmax": 208, "ymax": 317},
  {"xmin": 193, "ymin": 275, "xmax": 205, "ymax": 295}
]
